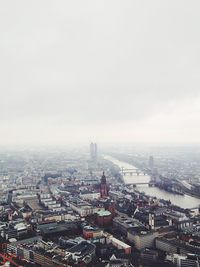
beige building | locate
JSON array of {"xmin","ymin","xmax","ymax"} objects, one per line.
[{"xmin": 127, "ymin": 230, "xmax": 158, "ymax": 250}]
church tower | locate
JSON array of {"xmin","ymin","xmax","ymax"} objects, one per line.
[{"xmin": 100, "ymin": 172, "xmax": 109, "ymax": 198}]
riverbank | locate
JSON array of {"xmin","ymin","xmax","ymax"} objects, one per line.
[
  {"xmin": 104, "ymin": 155, "xmax": 200, "ymax": 209},
  {"xmin": 184, "ymin": 190, "xmax": 200, "ymax": 199}
]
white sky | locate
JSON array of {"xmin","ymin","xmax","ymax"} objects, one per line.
[{"xmin": 0, "ymin": 1, "xmax": 200, "ymax": 145}]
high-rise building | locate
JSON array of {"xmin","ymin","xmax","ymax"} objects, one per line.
[
  {"xmin": 148, "ymin": 156, "xmax": 154, "ymax": 172},
  {"xmin": 90, "ymin": 142, "xmax": 97, "ymax": 162}
]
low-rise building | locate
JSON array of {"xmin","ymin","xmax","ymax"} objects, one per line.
[
  {"xmin": 155, "ymin": 237, "xmax": 200, "ymax": 255},
  {"xmin": 67, "ymin": 198, "xmax": 101, "ymax": 217},
  {"xmin": 127, "ymin": 230, "xmax": 158, "ymax": 250},
  {"xmin": 113, "ymin": 215, "xmax": 145, "ymax": 235},
  {"xmin": 168, "ymin": 253, "xmax": 200, "ymax": 267},
  {"xmin": 105, "ymin": 233, "xmax": 131, "ymax": 255}
]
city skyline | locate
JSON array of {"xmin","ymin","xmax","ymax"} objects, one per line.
[{"xmin": 1, "ymin": 2, "xmax": 200, "ymax": 265}]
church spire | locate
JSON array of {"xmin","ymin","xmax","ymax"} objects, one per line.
[
  {"xmin": 100, "ymin": 172, "xmax": 109, "ymax": 198},
  {"xmin": 101, "ymin": 171, "xmax": 106, "ymax": 184}
]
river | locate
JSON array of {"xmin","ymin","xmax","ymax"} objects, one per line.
[{"xmin": 105, "ymin": 155, "xmax": 200, "ymax": 209}]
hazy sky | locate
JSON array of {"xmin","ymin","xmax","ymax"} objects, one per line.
[{"xmin": 1, "ymin": 1, "xmax": 200, "ymax": 145}]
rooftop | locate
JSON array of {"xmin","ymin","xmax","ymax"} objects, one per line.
[{"xmin": 97, "ymin": 210, "xmax": 111, "ymax": 217}]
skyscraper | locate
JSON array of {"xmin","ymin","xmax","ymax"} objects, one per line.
[
  {"xmin": 149, "ymin": 156, "xmax": 154, "ymax": 172},
  {"xmin": 90, "ymin": 142, "xmax": 97, "ymax": 162}
]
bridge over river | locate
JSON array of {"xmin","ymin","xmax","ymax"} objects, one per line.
[
  {"xmin": 104, "ymin": 155, "xmax": 200, "ymax": 209},
  {"xmin": 120, "ymin": 167, "xmax": 147, "ymax": 176},
  {"xmin": 120, "ymin": 167, "xmax": 154, "ymax": 185}
]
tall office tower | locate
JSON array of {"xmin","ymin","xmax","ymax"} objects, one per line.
[
  {"xmin": 94, "ymin": 143, "xmax": 97, "ymax": 160},
  {"xmin": 149, "ymin": 156, "xmax": 154, "ymax": 172},
  {"xmin": 90, "ymin": 142, "xmax": 97, "ymax": 162}
]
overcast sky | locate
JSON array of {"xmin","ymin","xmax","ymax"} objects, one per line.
[{"xmin": 0, "ymin": 1, "xmax": 200, "ymax": 146}]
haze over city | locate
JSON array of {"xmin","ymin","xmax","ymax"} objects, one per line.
[
  {"xmin": 1, "ymin": 0, "xmax": 200, "ymax": 146},
  {"xmin": 1, "ymin": 2, "xmax": 200, "ymax": 267}
]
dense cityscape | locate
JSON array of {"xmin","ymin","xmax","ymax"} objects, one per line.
[
  {"xmin": 0, "ymin": 144, "xmax": 199, "ymax": 266},
  {"xmin": 1, "ymin": 1, "xmax": 200, "ymax": 266}
]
